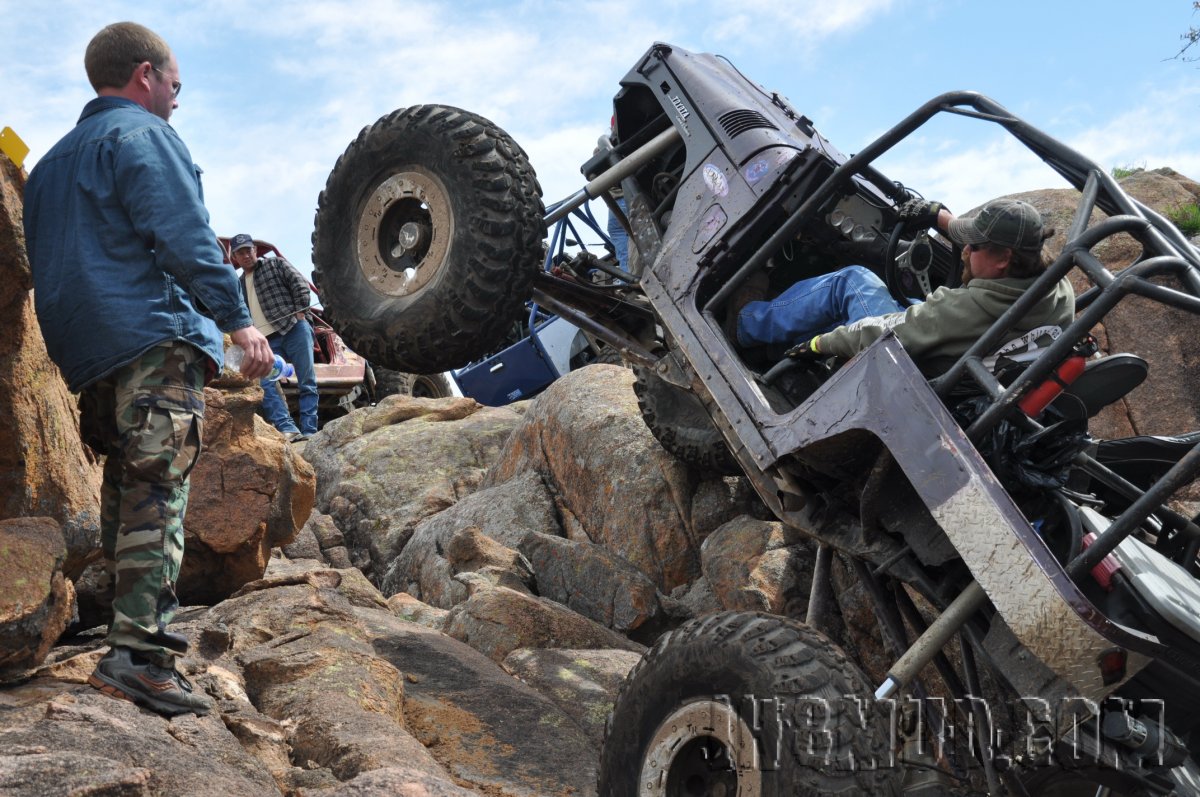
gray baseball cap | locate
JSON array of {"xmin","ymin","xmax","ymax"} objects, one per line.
[
  {"xmin": 947, "ymin": 199, "xmax": 1044, "ymax": 252},
  {"xmin": 230, "ymin": 233, "xmax": 255, "ymax": 252}
]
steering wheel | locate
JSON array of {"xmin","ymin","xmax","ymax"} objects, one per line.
[{"xmin": 883, "ymin": 219, "xmax": 961, "ymax": 305}]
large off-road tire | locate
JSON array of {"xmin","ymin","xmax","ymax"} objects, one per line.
[
  {"xmin": 597, "ymin": 612, "xmax": 901, "ymax": 796},
  {"xmin": 312, "ymin": 105, "xmax": 545, "ymax": 374},
  {"xmin": 372, "ymin": 368, "xmax": 453, "ymax": 400},
  {"xmin": 593, "ymin": 346, "xmax": 625, "ymax": 366},
  {"xmin": 633, "ymin": 366, "xmax": 740, "ymax": 475}
]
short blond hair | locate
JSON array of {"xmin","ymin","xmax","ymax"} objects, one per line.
[{"xmin": 84, "ymin": 22, "xmax": 171, "ymax": 92}]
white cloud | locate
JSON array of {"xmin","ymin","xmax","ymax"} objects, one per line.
[
  {"xmin": 705, "ymin": 0, "xmax": 895, "ymax": 47},
  {"xmin": 1066, "ymin": 84, "xmax": 1200, "ymax": 180},
  {"xmin": 839, "ymin": 78, "xmax": 1200, "ymax": 216},
  {"xmin": 6, "ymin": 0, "xmax": 1199, "ymax": 287},
  {"xmin": 876, "ymin": 134, "xmax": 1057, "ymax": 213}
]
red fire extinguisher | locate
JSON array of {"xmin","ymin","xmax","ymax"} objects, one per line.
[{"xmin": 1019, "ymin": 336, "xmax": 1098, "ymax": 418}]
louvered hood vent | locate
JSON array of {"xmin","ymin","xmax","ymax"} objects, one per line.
[{"xmin": 718, "ymin": 109, "xmax": 778, "ymax": 137}]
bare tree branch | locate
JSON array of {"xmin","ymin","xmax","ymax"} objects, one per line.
[{"xmin": 1174, "ymin": 1, "xmax": 1200, "ymax": 61}]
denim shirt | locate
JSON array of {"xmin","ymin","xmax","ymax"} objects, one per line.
[{"xmin": 23, "ymin": 97, "xmax": 252, "ymax": 392}]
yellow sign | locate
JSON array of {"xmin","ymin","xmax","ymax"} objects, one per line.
[{"xmin": 0, "ymin": 127, "xmax": 30, "ymax": 169}]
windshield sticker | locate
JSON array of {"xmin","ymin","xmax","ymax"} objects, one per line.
[
  {"xmin": 744, "ymin": 158, "xmax": 770, "ymax": 184},
  {"xmin": 702, "ymin": 164, "xmax": 729, "ymax": 197}
]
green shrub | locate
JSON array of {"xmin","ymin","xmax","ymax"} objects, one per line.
[
  {"xmin": 1167, "ymin": 202, "xmax": 1200, "ymax": 237},
  {"xmin": 1111, "ymin": 163, "xmax": 1145, "ymax": 180}
]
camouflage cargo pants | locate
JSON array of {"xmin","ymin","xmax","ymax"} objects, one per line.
[{"xmin": 79, "ymin": 342, "xmax": 206, "ymax": 667}]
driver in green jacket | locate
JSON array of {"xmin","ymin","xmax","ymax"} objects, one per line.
[{"xmin": 734, "ymin": 198, "xmax": 1075, "ymax": 376}]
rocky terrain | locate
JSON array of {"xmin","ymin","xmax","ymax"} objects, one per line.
[{"xmin": 1, "ymin": 147, "xmax": 1199, "ymax": 795}]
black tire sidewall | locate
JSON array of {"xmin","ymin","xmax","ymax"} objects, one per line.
[
  {"xmin": 371, "ymin": 368, "xmax": 452, "ymax": 401},
  {"xmin": 314, "ymin": 105, "xmax": 543, "ymax": 373},
  {"xmin": 598, "ymin": 612, "xmax": 900, "ymax": 796},
  {"xmin": 633, "ymin": 366, "xmax": 740, "ymax": 475}
]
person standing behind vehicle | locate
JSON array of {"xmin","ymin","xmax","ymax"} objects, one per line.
[
  {"xmin": 597, "ymin": 120, "xmax": 629, "ymax": 271},
  {"xmin": 229, "ymin": 233, "xmax": 318, "ymax": 441},
  {"xmin": 23, "ymin": 21, "xmax": 273, "ymax": 717}
]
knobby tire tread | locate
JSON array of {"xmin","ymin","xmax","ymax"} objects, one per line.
[
  {"xmin": 633, "ymin": 366, "xmax": 741, "ymax": 475},
  {"xmin": 597, "ymin": 611, "xmax": 900, "ymax": 796},
  {"xmin": 312, "ymin": 105, "xmax": 544, "ymax": 373}
]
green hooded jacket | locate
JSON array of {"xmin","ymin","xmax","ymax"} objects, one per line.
[{"xmin": 817, "ymin": 275, "xmax": 1076, "ymax": 376}]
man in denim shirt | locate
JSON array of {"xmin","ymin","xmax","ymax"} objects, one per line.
[{"xmin": 23, "ymin": 22, "xmax": 273, "ymax": 717}]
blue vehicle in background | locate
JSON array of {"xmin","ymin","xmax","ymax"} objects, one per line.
[{"xmin": 448, "ymin": 197, "xmax": 626, "ymax": 406}]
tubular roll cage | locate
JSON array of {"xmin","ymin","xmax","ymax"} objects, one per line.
[
  {"xmin": 709, "ymin": 90, "xmax": 1200, "ymax": 580},
  {"xmin": 573, "ymin": 87, "xmax": 1200, "ymax": 582},
  {"xmin": 714, "ymin": 93, "xmax": 1200, "ymax": 737},
  {"xmin": 557, "ymin": 87, "xmax": 1200, "ymax": 773},
  {"xmin": 546, "ymin": 88, "xmax": 1200, "ymax": 585}
]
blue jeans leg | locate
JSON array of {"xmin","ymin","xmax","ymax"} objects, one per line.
[
  {"xmin": 737, "ymin": 266, "xmax": 904, "ymax": 346},
  {"xmin": 283, "ymin": 321, "xmax": 316, "ymax": 436},
  {"xmin": 607, "ymin": 197, "xmax": 629, "ymax": 271},
  {"xmin": 274, "ymin": 319, "xmax": 319, "ymax": 435},
  {"xmin": 259, "ymin": 362, "xmax": 299, "ymax": 435}
]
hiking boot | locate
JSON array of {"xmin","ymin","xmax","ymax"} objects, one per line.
[
  {"xmin": 88, "ymin": 646, "xmax": 212, "ymax": 717},
  {"xmin": 723, "ymin": 270, "xmax": 769, "ymax": 345}
]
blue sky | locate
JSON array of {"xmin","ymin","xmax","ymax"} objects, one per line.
[{"xmin": 4, "ymin": 1, "xmax": 1199, "ymax": 282}]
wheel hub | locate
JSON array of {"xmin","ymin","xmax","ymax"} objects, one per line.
[
  {"xmin": 640, "ymin": 699, "xmax": 763, "ymax": 796},
  {"xmin": 355, "ymin": 166, "xmax": 452, "ymax": 297},
  {"xmin": 393, "ymin": 221, "xmax": 429, "ymax": 257}
]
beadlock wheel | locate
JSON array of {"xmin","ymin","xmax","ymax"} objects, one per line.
[
  {"xmin": 313, "ymin": 104, "xmax": 545, "ymax": 374},
  {"xmin": 597, "ymin": 611, "xmax": 901, "ymax": 796},
  {"xmin": 354, "ymin": 166, "xmax": 454, "ymax": 298},
  {"xmin": 639, "ymin": 698, "xmax": 762, "ymax": 797}
]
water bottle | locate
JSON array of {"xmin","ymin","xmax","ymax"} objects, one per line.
[
  {"xmin": 225, "ymin": 344, "xmax": 294, "ymax": 382},
  {"xmin": 266, "ymin": 356, "xmax": 295, "ymax": 382}
]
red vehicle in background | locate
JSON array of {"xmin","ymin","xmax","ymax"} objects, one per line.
[{"xmin": 218, "ymin": 237, "xmax": 451, "ymax": 425}]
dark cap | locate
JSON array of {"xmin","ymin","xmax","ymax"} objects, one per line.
[
  {"xmin": 230, "ymin": 233, "xmax": 254, "ymax": 252},
  {"xmin": 947, "ymin": 199, "xmax": 1044, "ymax": 252}
]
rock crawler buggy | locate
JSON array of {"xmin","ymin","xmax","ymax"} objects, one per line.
[{"xmin": 312, "ymin": 43, "xmax": 1200, "ymax": 795}]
